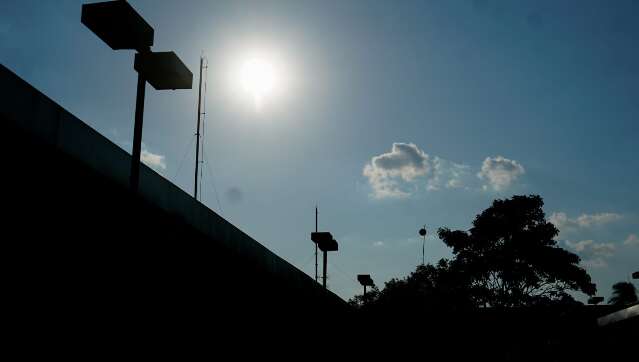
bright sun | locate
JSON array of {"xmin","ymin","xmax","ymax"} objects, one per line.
[{"xmin": 238, "ymin": 56, "xmax": 280, "ymax": 111}]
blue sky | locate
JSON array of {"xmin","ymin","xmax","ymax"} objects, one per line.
[{"xmin": 2, "ymin": 0, "xmax": 638, "ymax": 301}]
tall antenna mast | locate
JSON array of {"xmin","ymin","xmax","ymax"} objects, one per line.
[{"xmin": 194, "ymin": 55, "xmax": 204, "ymax": 200}]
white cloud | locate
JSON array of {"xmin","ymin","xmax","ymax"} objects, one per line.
[
  {"xmin": 141, "ymin": 145, "xmax": 166, "ymax": 171},
  {"xmin": 477, "ymin": 156, "xmax": 525, "ymax": 191},
  {"xmin": 368, "ymin": 143, "xmax": 430, "ymax": 180},
  {"xmin": 564, "ymin": 239, "xmax": 616, "ymax": 257},
  {"xmin": 590, "ymin": 243, "xmax": 616, "ymax": 257},
  {"xmin": 362, "ymin": 163, "xmax": 411, "ymax": 199},
  {"xmin": 575, "ymin": 213, "xmax": 622, "ymax": 227},
  {"xmin": 549, "ymin": 212, "xmax": 622, "ymax": 230},
  {"xmin": 110, "ymin": 138, "xmax": 167, "ymax": 172},
  {"xmin": 564, "ymin": 239, "xmax": 594, "ymax": 253},
  {"xmin": 624, "ymin": 234, "xmax": 639, "ymax": 246},
  {"xmin": 564, "ymin": 239, "xmax": 617, "ymax": 268},
  {"xmin": 446, "ymin": 164, "xmax": 469, "ymax": 189},
  {"xmin": 373, "ymin": 241, "xmax": 385, "ymax": 247},
  {"xmin": 428, "ymin": 158, "xmax": 470, "ymax": 191},
  {"xmin": 581, "ymin": 258, "xmax": 608, "ymax": 269},
  {"xmin": 363, "ymin": 143, "xmax": 469, "ymax": 199}
]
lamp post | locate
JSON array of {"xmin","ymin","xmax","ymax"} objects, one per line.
[
  {"xmin": 419, "ymin": 226, "xmax": 427, "ymax": 265},
  {"xmin": 357, "ymin": 274, "xmax": 374, "ymax": 298},
  {"xmin": 81, "ymin": 1, "xmax": 192, "ymax": 192},
  {"xmin": 311, "ymin": 231, "xmax": 339, "ymax": 289}
]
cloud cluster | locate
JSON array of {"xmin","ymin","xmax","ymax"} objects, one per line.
[
  {"xmin": 141, "ymin": 146, "xmax": 167, "ymax": 171},
  {"xmin": 428, "ymin": 158, "xmax": 470, "ymax": 191},
  {"xmin": 564, "ymin": 234, "xmax": 639, "ymax": 268},
  {"xmin": 625, "ymin": 234, "xmax": 639, "ymax": 246},
  {"xmin": 477, "ymin": 156, "xmax": 525, "ymax": 191},
  {"xmin": 110, "ymin": 136, "xmax": 167, "ymax": 173},
  {"xmin": 362, "ymin": 143, "xmax": 470, "ymax": 199},
  {"xmin": 564, "ymin": 239, "xmax": 617, "ymax": 268},
  {"xmin": 549, "ymin": 212, "xmax": 622, "ymax": 231},
  {"xmin": 363, "ymin": 143, "xmax": 428, "ymax": 198},
  {"xmin": 363, "ymin": 143, "xmax": 524, "ymax": 199}
]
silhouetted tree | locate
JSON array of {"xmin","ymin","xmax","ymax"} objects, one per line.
[
  {"xmin": 348, "ymin": 285, "xmax": 380, "ymax": 308},
  {"xmin": 438, "ymin": 195, "xmax": 595, "ymax": 307},
  {"xmin": 350, "ymin": 195, "xmax": 595, "ymax": 311},
  {"xmin": 348, "ymin": 259, "xmax": 474, "ymax": 311},
  {"xmin": 608, "ymin": 282, "xmax": 638, "ymax": 306}
]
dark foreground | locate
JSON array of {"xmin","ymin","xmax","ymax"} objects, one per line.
[{"xmin": 2, "ymin": 63, "xmax": 635, "ymax": 360}]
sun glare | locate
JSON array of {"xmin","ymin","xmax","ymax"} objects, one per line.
[{"xmin": 238, "ymin": 56, "xmax": 280, "ymax": 111}]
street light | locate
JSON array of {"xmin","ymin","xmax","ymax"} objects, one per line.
[
  {"xmin": 81, "ymin": 0, "xmax": 192, "ymax": 192},
  {"xmin": 419, "ymin": 226, "xmax": 427, "ymax": 265},
  {"xmin": 633, "ymin": 271, "xmax": 638, "ymax": 279},
  {"xmin": 357, "ymin": 274, "xmax": 374, "ymax": 297},
  {"xmin": 311, "ymin": 231, "xmax": 339, "ymax": 289}
]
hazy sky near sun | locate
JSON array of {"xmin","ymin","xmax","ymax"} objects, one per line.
[{"xmin": 1, "ymin": 0, "xmax": 638, "ymax": 301}]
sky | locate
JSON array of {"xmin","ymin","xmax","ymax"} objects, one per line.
[{"xmin": 1, "ymin": 0, "xmax": 638, "ymax": 301}]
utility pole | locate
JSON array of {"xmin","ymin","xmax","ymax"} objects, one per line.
[
  {"xmin": 194, "ymin": 56, "xmax": 204, "ymax": 200},
  {"xmin": 315, "ymin": 206, "xmax": 318, "ymax": 283},
  {"xmin": 81, "ymin": 1, "xmax": 192, "ymax": 194},
  {"xmin": 130, "ymin": 65, "xmax": 147, "ymax": 192},
  {"xmin": 311, "ymin": 230, "xmax": 338, "ymax": 290}
]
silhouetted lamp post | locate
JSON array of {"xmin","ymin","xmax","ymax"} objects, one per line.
[
  {"xmin": 419, "ymin": 226, "xmax": 427, "ymax": 265},
  {"xmin": 633, "ymin": 271, "xmax": 639, "ymax": 279},
  {"xmin": 311, "ymin": 231, "xmax": 338, "ymax": 289},
  {"xmin": 357, "ymin": 274, "xmax": 374, "ymax": 297},
  {"xmin": 588, "ymin": 296, "xmax": 604, "ymax": 305},
  {"xmin": 81, "ymin": 0, "xmax": 192, "ymax": 192}
]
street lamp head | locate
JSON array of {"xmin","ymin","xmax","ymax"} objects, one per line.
[
  {"xmin": 357, "ymin": 274, "xmax": 374, "ymax": 287},
  {"xmin": 311, "ymin": 232, "xmax": 338, "ymax": 252},
  {"xmin": 319, "ymin": 238, "xmax": 338, "ymax": 252},
  {"xmin": 134, "ymin": 52, "xmax": 193, "ymax": 90},
  {"xmin": 81, "ymin": 0, "xmax": 154, "ymax": 52},
  {"xmin": 419, "ymin": 228, "xmax": 427, "ymax": 237},
  {"xmin": 311, "ymin": 232, "xmax": 332, "ymax": 245},
  {"xmin": 80, "ymin": 1, "xmax": 191, "ymax": 193}
]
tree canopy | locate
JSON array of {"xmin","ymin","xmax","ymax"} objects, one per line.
[
  {"xmin": 438, "ymin": 195, "xmax": 595, "ymax": 307},
  {"xmin": 350, "ymin": 195, "xmax": 596, "ymax": 309},
  {"xmin": 349, "ymin": 259, "xmax": 474, "ymax": 311},
  {"xmin": 608, "ymin": 282, "xmax": 638, "ymax": 306}
]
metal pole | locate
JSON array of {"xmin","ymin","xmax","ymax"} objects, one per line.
[
  {"xmin": 315, "ymin": 206, "xmax": 318, "ymax": 283},
  {"xmin": 422, "ymin": 224, "xmax": 426, "ymax": 265},
  {"xmin": 322, "ymin": 250, "xmax": 327, "ymax": 289},
  {"xmin": 194, "ymin": 56, "xmax": 203, "ymax": 200},
  {"xmin": 130, "ymin": 71, "xmax": 146, "ymax": 192}
]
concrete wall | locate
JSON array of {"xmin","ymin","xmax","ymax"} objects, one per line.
[{"xmin": 0, "ymin": 64, "xmax": 348, "ymax": 338}]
